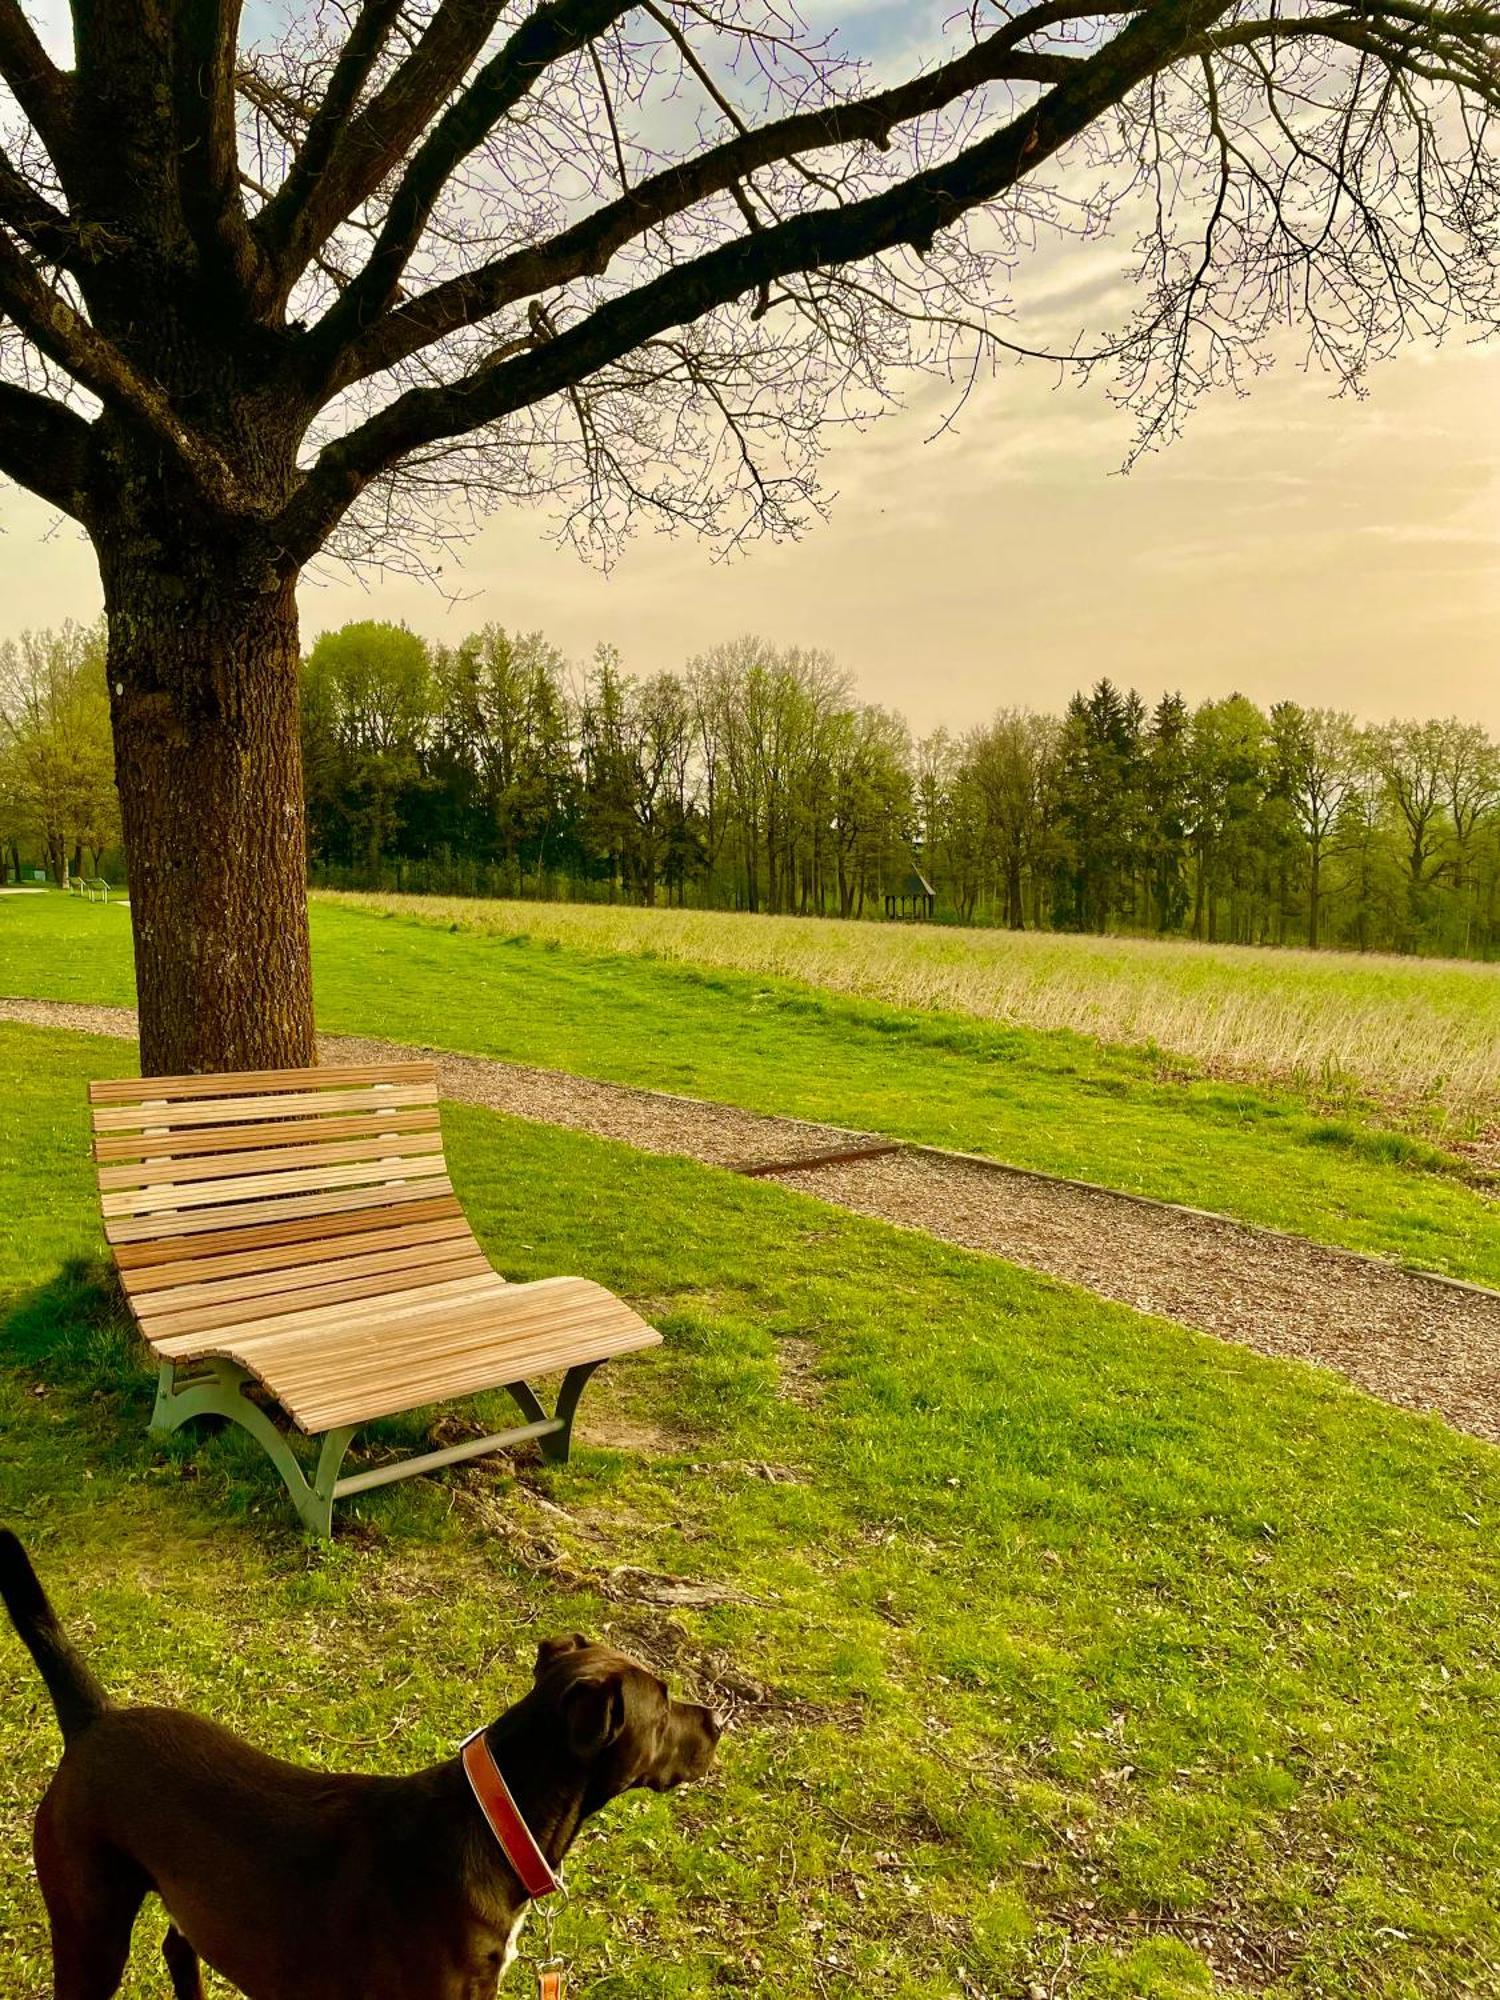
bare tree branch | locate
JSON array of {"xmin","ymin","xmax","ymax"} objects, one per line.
[
  {"xmin": 309, "ymin": 0, "xmax": 640, "ymax": 365},
  {"xmin": 1209, "ymin": 13, "xmax": 1500, "ymax": 107},
  {"xmin": 4, "ymin": 0, "xmax": 1498, "ymax": 587},
  {"xmin": 249, "ymin": 0, "xmax": 405, "ymax": 274},
  {"xmin": 172, "ymin": 0, "xmax": 264, "ymax": 290},
  {"xmin": 280, "ymin": 0, "xmax": 1231, "ymax": 559},
  {"xmin": 0, "ymin": 0, "xmax": 71, "ymax": 160},
  {"xmin": 321, "ymin": 0, "xmax": 1104, "ymax": 392},
  {"xmin": 0, "ymin": 145, "xmax": 73, "ymax": 261},
  {"xmin": 0, "ymin": 377, "xmax": 92, "ymax": 518},
  {"xmin": 0, "ymin": 230, "xmax": 247, "ymax": 509},
  {"xmin": 257, "ymin": 0, "xmax": 508, "ymax": 284}
]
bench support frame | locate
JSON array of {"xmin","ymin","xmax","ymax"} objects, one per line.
[{"xmin": 149, "ymin": 1357, "xmax": 604, "ymax": 1537}]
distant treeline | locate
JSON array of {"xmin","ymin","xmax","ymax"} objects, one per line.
[
  {"xmin": 5, "ymin": 617, "xmax": 1498, "ymax": 958},
  {"xmin": 303, "ymin": 621, "xmax": 1500, "ymax": 959},
  {"xmin": 0, "ymin": 622, "xmax": 119, "ymax": 885}
]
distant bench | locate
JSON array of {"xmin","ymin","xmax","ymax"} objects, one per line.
[{"xmin": 89, "ymin": 1059, "xmax": 660, "ymax": 1535}]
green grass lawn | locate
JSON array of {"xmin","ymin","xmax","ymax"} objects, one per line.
[
  {"xmin": 4, "ymin": 1018, "xmax": 1500, "ymax": 1997},
  {"xmin": 3, "ymin": 893, "xmax": 1496, "ymax": 1287}
]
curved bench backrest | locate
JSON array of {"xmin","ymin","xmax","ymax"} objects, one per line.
[{"xmin": 88, "ymin": 1063, "xmax": 465, "ymax": 1313}]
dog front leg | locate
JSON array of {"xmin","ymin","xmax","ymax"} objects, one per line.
[{"xmin": 162, "ymin": 1929, "xmax": 204, "ymax": 2000}]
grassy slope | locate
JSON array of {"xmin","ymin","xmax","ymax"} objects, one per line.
[
  {"xmin": 330, "ymin": 890, "xmax": 1500, "ymax": 1130},
  {"xmin": 4, "ymin": 1019, "xmax": 1500, "ymax": 1998},
  {"xmin": 3, "ymin": 894, "xmax": 1496, "ymax": 1286}
]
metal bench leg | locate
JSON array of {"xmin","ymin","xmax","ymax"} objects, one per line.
[
  {"xmin": 541, "ymin": 1361, "xmax": 602, "ymax": 1464},
  {"xmin": 148, "ymin": 1359, "xmax": 355, "ymax": 1538},
  {"xmin": 505, "ymin": 1362, "xmax": 603, "ymax": 1464}
]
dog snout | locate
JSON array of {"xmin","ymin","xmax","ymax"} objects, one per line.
[
  {"xmin": 686, "ymin": 1700, "xmax": 723, "ymax": 1771},
  {"xmin": 682, "ymin": 1698, "xmax": 722, "ymax": 1745}
]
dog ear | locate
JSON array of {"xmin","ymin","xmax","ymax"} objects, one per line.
[
  {"xmin": 534, "ymin": 1633, "xmax": 590, "ymax": 1678},
  {"xmin": 561, "ymin": 1671, "xmax": 626, "ymax": 1758}
]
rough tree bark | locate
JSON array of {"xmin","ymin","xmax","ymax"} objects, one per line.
[
  {"xmin": 103, "ymin": 551, "xmax": 314, "ymax": 1074},
  {"xmin": 84, "ymin": 372, "xmax": 317, "ymax": 1071}
]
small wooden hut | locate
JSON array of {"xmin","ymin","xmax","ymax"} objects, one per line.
[{"xmin": 885, "ymin": 867, "xmax": 936, "ymax": 921}]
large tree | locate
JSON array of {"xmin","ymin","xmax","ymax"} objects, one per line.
[{"xmin": 2, "ymin": 0, "xmax": 1498, "ymax": 1069}]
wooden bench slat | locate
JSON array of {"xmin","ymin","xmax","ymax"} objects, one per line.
[
  {"xmin": 94, "ymin": 1107, "xmax": 442, "ymax": 1163},
  {"xmin": 262, "ymin": 1285, "xmax": 637, "ymax": 1376},
  {"xmin": 99, "ymin": 1130, "xmax": 446, "ymax": 1193},
  {"xmin": 89, "ymin": 1061, "xmax": 436, "ymax": 1104},
  {"xmin": 267, "ymin": 1319, "xmax": 658, "ymax": 1433},
  {"xmin": 146, "ymin": 1278, "xmax": 601, "ymax": 1367},
  {"xmin": 285, "ymin": 1335, "xmax": 645, "ymax": 1434},
  {"xmin": 104, "ymin": 1177, "xmax": 457, "ymax": 1244},
  {"xmin": 132, "ymin": 1235, "xmax": 491, "ymax": 1318},
  {"xmin": 112, "ymin": 1195, "xmax": 464, "ymax": 1270},
  {"xmin": 136, "ymin": 1247, "xmax": 494, "ymax": 1340},
  {"xmin": 101, "ymin": 1153, "xmax": 449, "ymax": 1219},
  {"xmin": 208, "ymin": 1290, "xmax": 639, "ymax": 1383},
  {"xmin": 179, "ymin": 1269, "xmax": 506, "ymax": 1345},
  {"xmin": 93, "ymin": 1083, "xmax": 435, "ymax": 1132},
  {"xmin": 165, "ymin": 1281, "xmax": 660, "ymax": 1432},
  {"xmin": 118, "ymin": 1213, "xmax": 473, "ymax": 1293}
]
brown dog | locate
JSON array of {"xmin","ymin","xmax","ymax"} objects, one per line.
[{"xmin": 0, "ymin": 1530, "xmax": 721, "ymax": 1999}]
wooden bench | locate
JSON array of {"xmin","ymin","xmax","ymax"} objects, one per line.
[{"xmin": 89, "ymin": 1060, "xmax": 660, "ymax": 1535}]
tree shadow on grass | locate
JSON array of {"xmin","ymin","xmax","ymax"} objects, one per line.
[
  {"xmin": 1, "ymin": 1261, "xmax": 322, "ymax": 1532},
  {"xmin": 0, "ymin": 1261, "xmax": 518, "ymax": 1543},
  {"xmin": 2, "ymin": 1259, "xmax": 152, "ymax": 1435},
  {"xmin": 0, "ymin": 1260, "xmax": 262, "ymax": 1520}
]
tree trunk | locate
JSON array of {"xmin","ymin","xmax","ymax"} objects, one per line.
[
  {"xmin": 102, "ymin": 552, "xmax": 315, "ymax": 1077},
  {"xmin": 1005, "ymin": 855, "xmax": 1025, "ymax": 930}
]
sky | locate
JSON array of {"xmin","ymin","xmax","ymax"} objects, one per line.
[{"xmin": 3, "ymin": 4, "xmax": 1498, "ymax": 735}]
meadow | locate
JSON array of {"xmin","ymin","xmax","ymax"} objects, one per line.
[
  {"xmin": 328, "ymin": 892, "xmax": 1500, "ymax": 1136},
  {"xmin": 3, "ymin": 893, "xmax": 1496, "ymax": 1285},
  {"xmin": 5, "ymin": 1017, "xmax": 1500, "ymax": 1999}
]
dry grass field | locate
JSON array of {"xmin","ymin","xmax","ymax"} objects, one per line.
[{"xmin": 327, "ymin": 893, "xmax": 1500, "ymax": 1134}]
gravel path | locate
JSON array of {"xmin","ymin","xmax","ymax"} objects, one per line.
[
  {"xmin": 0, "ymin": 999, "xmax": 871, "ymax": 1169},
  {"xmin": 774, "ymin": 1148, "xmax": 1500, "ymax": 1443},
  {"xmin": 7, "ymin": 994, "xmax": 1500, "ymax": 1445}
]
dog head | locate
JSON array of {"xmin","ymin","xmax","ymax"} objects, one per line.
[{"xmin": 529, "ymin": 1634, "xmax": 721, "ymax": 1807}]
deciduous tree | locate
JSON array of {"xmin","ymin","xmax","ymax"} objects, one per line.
[
  {"xmin": 3, "ymin": 0, "xmax": 1500, "ymax": 1063},
  {"xmin": 0, "ymin": 620, "xmax": 118, "ymax": 881},
  {"xmin": 302, "ymin": 620, "xmax": 433, "ymax": 875},
  {"xmin": 1271, "ymin": 702, "xmax": 1359, "ymax": 948}
]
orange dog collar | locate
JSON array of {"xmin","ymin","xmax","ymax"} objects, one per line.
[{"xmin": 459, "ymin": 1731, "xmax": 560, "ymax": 1900}]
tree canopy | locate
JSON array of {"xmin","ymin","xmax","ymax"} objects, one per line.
[
  {"xmin": 3, "ymin": 0, "xmax": 1500, "ymax": 565},
  {"xmin": 4, "ymin": 0, "xmax": 1499, "ymax": 1070}
]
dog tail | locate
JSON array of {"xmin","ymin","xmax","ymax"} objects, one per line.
[{"xmin": 0, "ymin": 1530, "xmax": 108, "ymax": 1741}]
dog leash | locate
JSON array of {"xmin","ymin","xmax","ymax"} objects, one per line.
[
  {"xmin": 534, "ymin": 1880, "xmax": 569, "ymax": 2000},
  {"xmin": 460, "ymin": 1730, "xmax": 569, "ymax": 1997}
]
